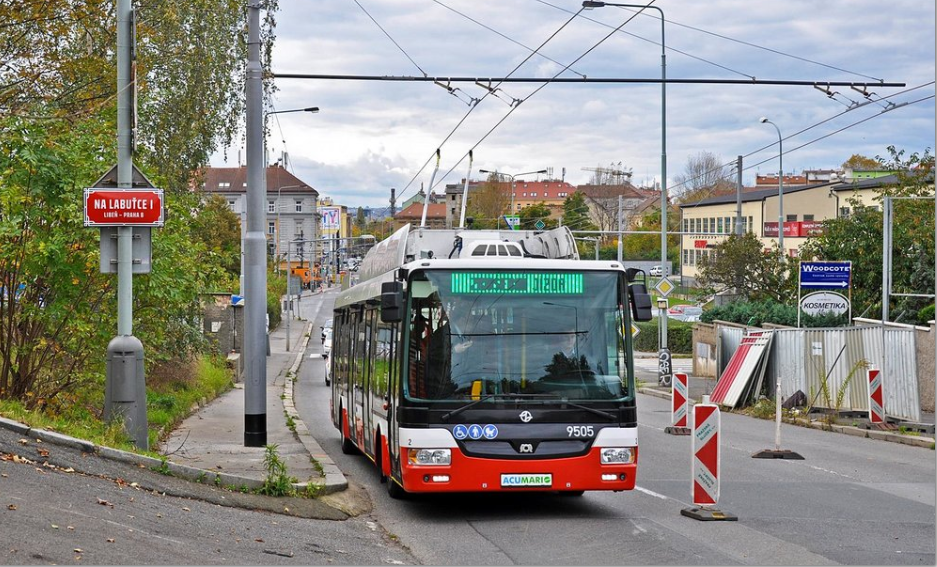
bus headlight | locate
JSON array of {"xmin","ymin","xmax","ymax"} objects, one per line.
[
  {"xmin": 408, "ymin": 448, "xmax": 451, "ymax": 466},
  {"xmin": 600, "ymin": 447, "xmax": 634, "ymax": 464}
]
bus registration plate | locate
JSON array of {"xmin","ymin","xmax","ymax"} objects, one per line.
[{"xmin": 501, "ymin": 473, "xmax": 552, "ymax": 488}]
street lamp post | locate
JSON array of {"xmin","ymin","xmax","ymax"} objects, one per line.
[
  {"xmin": 478, "ymin": 168, "xmax": 548, "ymax": 226},
  {"xmin": 583, "ymin": 0, "xmax": 669, "ymax": 381},
  {"xmin": 760, "ymin": 117, "xmax": 784, "ymax": 255}
]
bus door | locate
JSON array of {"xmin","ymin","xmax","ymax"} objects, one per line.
[
  {"xmin": 361, "ymin": 308, "xmax": 377, "ymax": 457},
  {"xmin": 351, "ymin": 307, "xmax": 370, "ymax": 449}
]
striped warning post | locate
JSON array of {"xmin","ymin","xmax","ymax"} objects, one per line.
[
  {"xmin": 672, "ymin": 372, "xmax": 688, "ymax": 427},
  {"xmin": 691, "ymin": 402, "xmax": 720, "ymax": 506},
  {"xmin": 868, "ymin": 368, "xmax": 884, "ymax": 424}
]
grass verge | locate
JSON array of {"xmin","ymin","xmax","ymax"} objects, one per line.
[{"xmin": 0, "ymin": 354, "xmax": 233, "ymax": 454}]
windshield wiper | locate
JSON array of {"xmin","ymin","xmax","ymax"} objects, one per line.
[
  {"xmin": 558, "ymin": 399, "xmax": 617, "ymax": 421},
  {"xmin": 441, "ymin": 393, "xmax": 551, "ymax": 422}
]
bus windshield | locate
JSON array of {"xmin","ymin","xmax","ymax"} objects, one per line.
[{"xmin": 405, "ymin": 270, "xmax": 631, "ymax": 403}]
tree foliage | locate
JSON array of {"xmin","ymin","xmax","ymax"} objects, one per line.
[
  {"xmin": 672, "ymin": 151, "xmax": 733, "ymax": 203},
  {"xmin": 466, "ymin": 176, "xmax": 510, "ymax": 229},
  {"xmin": 802, "ymin": 146, "xmax": 934, "ymax": 324},
  {"xmin": 841, "ymin": 154, "xmax": 880, "ymax": 170},
  {"xmin": 0, "ymin": 1, "xmax": 280, "ymax": 407},
  {"xmin": 696, "ymin": 232, "xmax": 796, "ymax": 302}
]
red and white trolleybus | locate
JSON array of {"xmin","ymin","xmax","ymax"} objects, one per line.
[{"xmin": 328, "ymin": 225, "xmax": 652, "ymax": 498}]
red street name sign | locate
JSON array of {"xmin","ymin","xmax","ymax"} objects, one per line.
[{"xmin": 84, "ymin": 189, "xmax": 164, "ymax": 227}]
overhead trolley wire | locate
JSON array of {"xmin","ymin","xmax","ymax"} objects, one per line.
[
  {"xmin": 393, "ymin": 5, "xmax": 590, "ymax": 202},
  {"xmin": 352, "ymin": 0, "xmax": 429, "ymax": 77},
  {"xmin": 534, "ymin": 0, "xmax": 885, "ymax": 84}
]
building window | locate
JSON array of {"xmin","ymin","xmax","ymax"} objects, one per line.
[
  {"xmin": 725, "ymin": 217, "xmax": 731, "ymax": 232},
  {"xmin": 268, "ymin": 221, "xmax": 275, "ymax": 235},
  {"xmin": 268, "ymin": 200, "xmax": 275, "ymax": 213},
  {"xmin": 228, "ymin": 199, "xmax": 236, "ymax": 208},
  {"xmin": 804, "ymin": 214, "xmax": 814, "ymax": 221},
  {"xmin": 840, "ymin": 207, "xmax": 851, "ymax": 218},
  {"xmin": 295, "ymin": 200, "xmax": 303, "ymax": 213},
  {"xmin": 703, "ymin": 218, "xmax": 709, "ymax": 233},
  {"xmin": 683, "ymin": 248, "xmax": 688, "ymax": 265},
  {"xmin": 748, "ymin": 216, "xmax": 753, "ymax": 233},
  {"xmin": 717, "ymin": 217, "xmax": 723, "ymax": 234},
  {"xmin": 786, "ymin": 214, "xmax": 797, "ymax": 222},
  {"xmin": 218, "ymin": 182, "xmax": 230, "ymax": 189}
]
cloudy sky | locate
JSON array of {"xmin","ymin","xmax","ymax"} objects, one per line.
[{"xmin": 210, "ymin": 0, "xmax": 936, "ymax": 209}]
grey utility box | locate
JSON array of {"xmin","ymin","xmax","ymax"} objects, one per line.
[{"xmin": 104, "ymin": 335, "xmax": 148, "ymax": 448}]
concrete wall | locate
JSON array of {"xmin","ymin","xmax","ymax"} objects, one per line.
[
  {"xmin": 201, "ymin": 294, "xmax": 244, "ymax": 356},
  {"xmin": 916, "ymin": 323, "xmax": 935, "ymax": 413}
]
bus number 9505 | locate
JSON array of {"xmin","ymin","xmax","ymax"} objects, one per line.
[{"xmin": 567, "ymin": 425, "xmax": 594, "ymax": 438}]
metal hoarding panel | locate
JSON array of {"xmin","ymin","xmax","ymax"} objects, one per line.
[
  {"xmin": 721, "ymin": 325, "xmax": 920, "ymax": 421},
  {"xmin": 883, "ymin": 328, "xmax": 921, "ymax": 422}
]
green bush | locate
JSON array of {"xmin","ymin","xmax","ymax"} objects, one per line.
[
  {"xmin": 267, "ymin": 272, "xmax": 286, "ymax": 330},
  {"xmin": 700, "ymin": 300, "xmax": 850, "ymax": 328},
  {"xmin": 633, "ymin": 319, "xmax": 693, "ymax": 354},
  {"xmin": 919, "ymin": 304, "xmax": 935, "ymax": 325}
]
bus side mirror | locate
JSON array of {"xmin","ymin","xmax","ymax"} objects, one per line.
[
  {"xmin": 381, "ymin": 281, "xmax": 404, "ymax": 323},
  {"xmin": 629, "ymin": 283, "xmax": 653, "ymax": 322}
]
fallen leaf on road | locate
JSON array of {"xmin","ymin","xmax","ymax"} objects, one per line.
[
  {"xmin": 182, "ymin": 507, "xmax": 190, "ymax": 512},
  {"xmin": 38, "ymin": 449, "xmax": 49, "ymax": 457},
  {"xmin": 17, "ymin": 439, "xmax": 27, "ymax": 445},
  {"xmin": 74, "ymin": 548, "xmax": 82, "ymax": 553},
  {"xmin": 106, "ymin": 539, "xmax": 115, "ymax": 543},
  {"xmin": 255, "ymin": 538, "xmax": 264, "ymax": 543},
  {"xmin": 1, "ymin": 473, "xmax": 7, "ymax": 478},
  {"xmin": 97, "ymin": 498, "xmax": 114, "ymax": 507},
  {"xmin": 51, "ymin": 525, "xmax": 59, "ymax": 529},
  {"xmin": 63, "ymin": 467, "xmax": 74, "ymax": 473},
  {"xmin": 67, "ymin": 526, "xmax": 75, "ymax": 531},
  {"xmin": 7, "ymin": 504, "xmax": 16, "ymax": 510}
]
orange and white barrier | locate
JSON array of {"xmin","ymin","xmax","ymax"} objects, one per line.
[
  {"xmin": 672, "ymin": 372, "xmax": 688, "ymax": 427},
  {"xmin": 691, "ymin": 397, "xmax": 720, "ymax": 506},
  {"xmin": 868, "ymin": 367, "xmax": 884, "ymax": 424}
]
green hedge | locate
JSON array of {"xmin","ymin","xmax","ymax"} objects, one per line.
[
  {"xmin": 633, "ymin": 319, "xmax": 693, "ymax": 355},
  {"xmin": 699, "ymin": 300, "xmax": 849, "ymax": 328}
]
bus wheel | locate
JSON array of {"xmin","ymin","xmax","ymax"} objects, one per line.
[
  {"xmin": 340, "ymin": 414, "xmax": 356, "ymax": 455},
  {"xmin": 386, "ymin": 476, "xmax": 407, "ymax": 499}
]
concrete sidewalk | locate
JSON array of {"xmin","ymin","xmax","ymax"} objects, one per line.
[{"xmin": 160, "ymin": 294, "xmax": 347, "ymax": 494}]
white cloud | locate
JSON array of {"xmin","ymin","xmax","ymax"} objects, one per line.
[{"xmin": 211, "ymin": 0, "xmax": 936, "ymax": 207}]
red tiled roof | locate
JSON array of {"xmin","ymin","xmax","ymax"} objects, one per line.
[
  {"xmin": 395, "ymin": 202, "xmax": 446, "ymax": 219},
  {"xmin": 199, "ymin": 165, "xmax": 318, "ymax": 196}
]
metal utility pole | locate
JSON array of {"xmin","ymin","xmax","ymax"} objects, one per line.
[
  {"xmin": 243, "ymin": 1, "xmax": 266, "ymax": 447},
  {"xmin": 735, "ymin": 155, "xmax": 744, "ymax": 235},
  {"xmin": 104, "ymin": 0, "xmax": 147, "ymax": 450},
  {"xmin": 617, "ymin": 195, "xmax": 623, "ymax": 262}
]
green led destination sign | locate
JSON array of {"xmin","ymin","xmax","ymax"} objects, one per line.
[{"xmin": 450, "ymin": 272, "xmax": 584, "ymax": 295}]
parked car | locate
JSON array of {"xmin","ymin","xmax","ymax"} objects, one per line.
[
  {"xmin": 320, "ymin": 318, "xmax": 333, "ymax": 343},
  {"xmin": 321, "ymin": 327, "xmax": 333, "ymax": 359},
  {"xmin": 649, "ymin": 265, "xmax": 663, "ymax": 277},
  {"xmin": 669, "ymin": 305, "xmax": 703, "ymax": 322}
]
